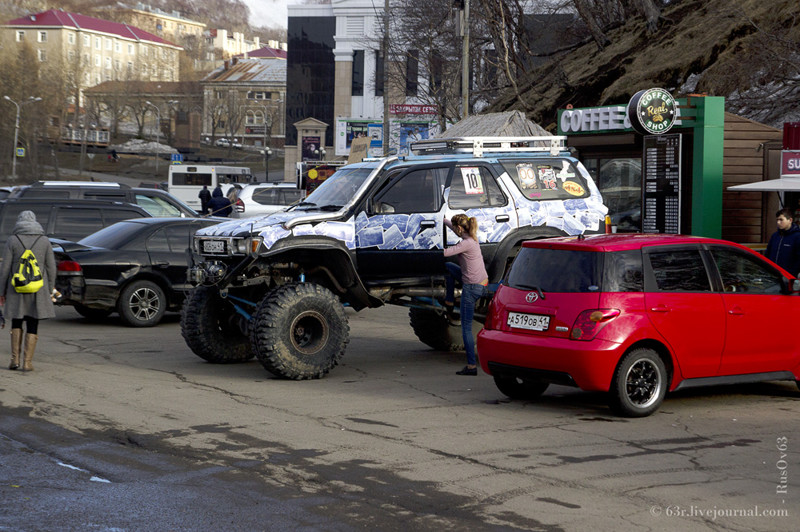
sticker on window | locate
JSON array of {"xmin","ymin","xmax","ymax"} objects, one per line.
[
  {"xmin": 517, "ymin": 163, "xmax": 538, "ymax": 190},
  {"xmin": 460, "ymin": 167, "xmax": 484, "ymax": 195},
  {"xmin": 562, "ymin": 181, "xmax": 586, "ymax": 196},
  {"xmin": 538, "ymin": 166, "xmax": 557, "ymax": 190}
]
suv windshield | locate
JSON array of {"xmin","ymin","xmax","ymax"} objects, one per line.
[
  {"xmin": 508, "ymin": 248, "xmax": 603, "ymax": 292},
  {"xmin": 295, "ymin": 167, "xmax": 374, "ymax": 210}
]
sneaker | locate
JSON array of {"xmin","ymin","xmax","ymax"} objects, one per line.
[{"xmin": 456, "ymin": 366, "xmax": 477, "ymax": 376}]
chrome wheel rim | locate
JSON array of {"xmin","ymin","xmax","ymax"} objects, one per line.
[
  {"xmin": 129, "ymin": 287, "xmax": 161, "ymax": 322},
  {"xmin": 624, "ymin": 358, "xmax": 662, "ymax": 408}
]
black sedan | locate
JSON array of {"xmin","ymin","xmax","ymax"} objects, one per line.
[{"xmin": 54, "ymin": 217, "xmax": 223, "ymax": 327}]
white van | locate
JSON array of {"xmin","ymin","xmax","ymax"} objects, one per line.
[{"xmin": 168, "ymin": 165, "xmax": 254, "ymax": 211}]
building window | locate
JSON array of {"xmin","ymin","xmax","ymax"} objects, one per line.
[
  {"xmin": 128, "ymin": 43, "xmax": 134, "ymax": 55},
  {"xmin": 68, "ymin": 33, "xmax": 75, "ymax": 44},
  {"xmin": 352, "ymin": 50, "xmax": 364, "ymax": 97},
  {"xmin": 68, "ymin": 50, "xmax": 75, "ymax": 61},
  {"xmin": 246, "ymin": 111, "xmax": 256, "ymax": 125},
  {"xmin": 375, "ymin": 51, "xmax": 384, "ymax": 97},
  {"xmin": 115, "ymin": 41, "xmax": 121, "ymax": 52},
  {"xmin": 142, "ymin": 46, "xmax": 148, "ymax": 57},
  {"xmin": 38, "ymin": 49, "xmax": 46, "ymax": 62},
  {"xmin": 247, "ymin": 91, "xmax": 269, "ymax": 100},
  {"xmin": 105, "ymin": 57, "xmax": 111, "ymax": 69},
  {"xmin": 127, "ymin": 61, "xmax": 133, "ymax": 71},
  {"xmin": 95, "ymin": 37, "xmax": 101, "ymax": 49},
  {"xmin": 37, "ymin": 31, "xmax": 47, "ymax": 42},
  {"xmin": 16, "ymin": 31, "xmax": 24, "ymax": 42},
  {"xmin": 84, "ymin": 35, "xmax": 90, "ymax": 47},
  {"xmin": 406, "ymin": 49, "xmax": 419, "ymax": 97},
  {"xmin": 105, "ymin": 38, "xmax": 112, "ymax": 50},
  {"xmin": 141, "ymin": 63, "xmax": 147, "ymax": 73},
  {"xmin": 95, "ymin": 73, "xmax": 101, "ymax": 84},
  {"xmin": 114, "ymin": 59, "xmax": 121, "ymax": 70},
  {"xmin": 95, "ymin": 55, "xmax": 101, "ymax": 67}
]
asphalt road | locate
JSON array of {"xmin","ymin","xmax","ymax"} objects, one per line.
[{"xmin": 0, "ymin": 305, "xmax": 797, "ymax": 531}]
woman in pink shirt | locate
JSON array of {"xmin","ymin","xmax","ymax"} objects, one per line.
[{"xmin": 444, "ymin": 214, "xmax": 488, "ymax": 376}]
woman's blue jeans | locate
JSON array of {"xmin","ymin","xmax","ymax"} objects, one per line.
[{"xmin": 445, "ymin": 262, "xmax": 486, "ymax": 366}]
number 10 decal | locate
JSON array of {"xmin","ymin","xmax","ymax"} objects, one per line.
[{"xmin": 460, "ymin": 167, "xmax": 484, "ymax": 195}]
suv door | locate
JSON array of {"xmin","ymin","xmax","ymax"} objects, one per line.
[
  {"xmin": 356, "ymin": 164, "xmax": 450, "ymax": 280},
  {"xmin": 642, "ymin": 245, "xmax": 726, "ymax": 378}
]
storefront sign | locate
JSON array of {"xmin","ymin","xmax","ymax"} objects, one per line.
[
  {"xmin": 627, "ymin": 88, "xmax": 677, "ymax": 135},
  {"xmin": 390, "ymin": 104, "xmax": 437, "ymax": 115},
  {"xmin": 559, "ymin": 106, "xmax": 631, "ymax": 134},
  {"xmin": 781, "ymin": 150, "xmax": 800, "ymax": 177}
]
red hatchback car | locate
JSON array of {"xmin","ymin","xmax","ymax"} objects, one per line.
[{"xmin": 477, "ymin": 234, "xmax": 800, "ymax": 417}]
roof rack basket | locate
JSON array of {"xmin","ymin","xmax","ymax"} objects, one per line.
[{"xmin": 409, "ymin": 136, "xmax": 567, "ymax": 157}]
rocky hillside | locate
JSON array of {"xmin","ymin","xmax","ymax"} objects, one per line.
[{"xmin": 490, "ymin": 0, "xmax": 800, "ymax": 130}]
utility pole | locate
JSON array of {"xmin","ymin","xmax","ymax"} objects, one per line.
[
  {"xmin": 3, "ymin": 95, "xmax": 41, "ymax": 180},
  {"xmin": 145, "ymin": 101, "xmax": 161, "ymax": 178},
  {"xmin": 383, "ymin": 0, "xmax": 390, "ymax": 156},
  {"xmin": 461, "ymin": 0, "xmax": 470, "ymax": 118}
]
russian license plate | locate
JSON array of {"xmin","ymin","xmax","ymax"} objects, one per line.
[
  {"xmin": 507, "ymin": 312, "xmax": 550, "ymax": 331},
  {"xmin": 202, "ymin": 240, "xmax": 226, "ymax": 253}
]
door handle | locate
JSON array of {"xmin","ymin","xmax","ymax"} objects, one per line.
[
  {"xmin": 152, "ymin": 261, "xmax": 169, "ymax": 267},
  {"xmin": 649, "ymin": 305, "xmax": 670, "ymax": 313},
  {"xmin": 495, "ymin": 214, "xmax": 510, "ymax": 223},
  {"xmin": 420, "ymin": 220, "xmax": 436, "ymax": 229},
  {"xmin": 728, "ymin": 306, "xmax": 745, "ymax": 315}
]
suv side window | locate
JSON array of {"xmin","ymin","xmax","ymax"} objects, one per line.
[
  {"xmin": 448, "ymin": 165, "xmax": 506, "ymax": 209},
  {"xmin": 372, "ymin": 167, "xmax": 447, "ymax": 214},
  {"xmin": 709, "ymin": 246, "xmax": 784, "ymax": 294},
  {"xmin": 135, "ymin": 194, "xmax": 181, "ymax": 216},
  {"xmin": 648, "ymin": 248, "xmax": 711, "ymax": 292},
  {"xmin": 500, "ymin": 158, "xmax": 591, "ymax": 201},
  {"xmin": 53, "ymin": 207, "xmax": 105, "ymax": 241},
  {"xmin": 103, "ymin": 208, "xmax": 146, "ymax": 226}
]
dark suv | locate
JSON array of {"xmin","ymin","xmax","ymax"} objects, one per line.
[
  {"xmin": 11, "ymin": 181, "xmax": 197, "ymax": 217},
  {"xmin": 0, "ymin": 198, "xmax": 150, "ymax": 249},
  {"xmin": 182, "ymin": 136, "xmax": 609, "ymax": 379}
]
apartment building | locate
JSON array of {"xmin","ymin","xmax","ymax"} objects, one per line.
[
  {"xmin": 112, "ymin": 3, "xmax": 206, "ymax": 42},
  {"xmin": 1, "ymin": 9, "xmax": 183, "ymax": 102}
]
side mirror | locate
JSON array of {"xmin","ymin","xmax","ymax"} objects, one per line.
[{"xmin": 792, "ymin": 279, "xmax": 800, "ymax": 293}]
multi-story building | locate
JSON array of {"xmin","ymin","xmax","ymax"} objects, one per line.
[
  {"xmin": 201, "ymin": 56, "xmax": 287, "ymax": 149},
  {"xmin": 107, "ymin": 3, "xmax": 206, "ymax": 42},
  {"xmin": 205, "ymin": 29, "xmax": 261, "ymax": 61},
  {"xmin": 0, "ymin": 9, "xmax": 183, "ymax": 102}
]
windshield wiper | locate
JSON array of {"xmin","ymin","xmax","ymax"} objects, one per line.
[
  {"xmin": 291, "ymin": 201, "xmax": 317, "ymax": 210},
  {"xmin": 318, "ymin": 204, "xmax": 344, "ymax": 211},
  {"xmin": 514, "ymin": 284, "xmax": 546, "ymax": 300}
]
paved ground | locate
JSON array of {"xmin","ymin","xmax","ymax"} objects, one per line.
[{"xmin": 0, "ymin": 305, "xmax": 797, "ymax": 531}]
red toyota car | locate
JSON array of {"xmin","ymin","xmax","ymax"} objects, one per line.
[{"xmin": 477, "ymin": 234, "xmax": 800, "ymax": 417}]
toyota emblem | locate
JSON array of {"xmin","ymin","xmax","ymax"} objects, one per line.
[{"xmin": 526, "ymin": 292, "xmax": 539, "ymax": 303}]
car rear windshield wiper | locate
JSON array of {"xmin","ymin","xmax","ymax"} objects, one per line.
[{"xmin": 514, "ymin": 284, "xmax": 546, "ymax": 300}]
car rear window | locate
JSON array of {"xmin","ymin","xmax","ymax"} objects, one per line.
[
  {"xmin": 508, "ymin": 248, "xmax": 602, "ymax": 292},
  {"xmin": 500, "ymin": 158, "xmax": 591, "ymax": 201}
]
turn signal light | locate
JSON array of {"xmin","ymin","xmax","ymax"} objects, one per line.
[
  {"xmin": 570, "ymin": 309, "xmax": 620, "ymax": 341},
  {"xmin": 57, "ymin": 260, "xmax": 82, "ymax": 272}
]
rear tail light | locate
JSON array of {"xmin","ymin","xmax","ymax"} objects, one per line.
[
  {"xmin": 484, "ymin": 299, "xmax": 497, "ymax": 330},
  {"xmin": 236, "ymin": 199, "xmax": 244, "ymax": 212},
  {"xmin": 570, "ymin": 309, "xmax": 620, "ymax": 341},
  {"xmin": 57, "ymin": 260, "xmax": 82, "ymax": 272}
]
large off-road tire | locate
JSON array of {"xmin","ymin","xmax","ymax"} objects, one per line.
[
  {"xmin": 180, "ymin": 286, "xmax": 255, "ymax": 363},
  {"xmin": 608, "ymin": 348, "xmax": 667, "ymax": 417},
  {"xmin": 494, "ymin": 375, "xmax": 549, "ymax": 400},
  {"xmin": 250, "ymin": 282, "xmax": 349, "ymax": 379},
  {"xmin": 117, "ymin": 280, "xmax": 166, "ymax": 327},
  {"xmin": 408, "ymin": 308, "xmax": 481, "ymax": 352},
  {"xmin": 74, "ymin": 304, "xmax": 113, "ymax": 321}
]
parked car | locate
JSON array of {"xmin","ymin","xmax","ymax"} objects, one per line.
[
  {"xmin": 10, "ymin": 181, "xmax": 196, "ymax": 217},
  {"xmin": 214, "ymin": 138, "xmax": 242, "ymax": 149},
  {"xmin": 234, "ymin": 183, "xmax": 304, "ymax": 217},
  {"xmin": 54, "ymin": 217, "xmax": 224, "ymax": 327},
  {"xmin": 0, "ymin": 198, "xmax": 151, "ymax": 251},
  {"xmin": 477, "ymin": 233, "xmax": 800, "ymax": 417}
]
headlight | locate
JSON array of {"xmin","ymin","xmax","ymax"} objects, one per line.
[{"xmin": 233, "ymin": 237, "xmax": 262, "ymax": 254}]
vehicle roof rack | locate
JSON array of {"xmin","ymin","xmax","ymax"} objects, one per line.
[
  {"xmin": 409, "ymin": 136, "xmax": 567, "ymax": 157},
  {"xmin": 32, "ymin": 180, "xmax": 130, "ymax": 189}
]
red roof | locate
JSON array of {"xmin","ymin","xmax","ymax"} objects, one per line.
[
  {"xmin": 5, "ymin": 9, "xmax": 179, "ymax": 47},
  {"xmin": 238, "ymin": 47, "xmax": 287, "ymax": 60}
]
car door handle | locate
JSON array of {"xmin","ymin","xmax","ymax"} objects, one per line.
[
  {"xmin": 728, "ymin": 306, "xmax": 745, "ymax": 315},
  {"xmin": 649, "ymin": 305, "xmax": 670, "ymax": 313},
  {"xmin": 495, "ymin": 215, "xmax": 510, "ymax": 223},
  {"xmin": 152, "ymin": 261, "xmax": 169, "ymax": 267},
  {"xmin": 420, "ymin": 220, "xmax": 436, "ymax": 229}
]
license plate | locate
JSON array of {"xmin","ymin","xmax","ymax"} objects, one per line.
[
  {"xmin": 507, "ymin": 312, "xmax": 550, "ymax": 331},
  {"xmin": 202, "ymin": 240, "xmax": 226, "ymax": 253}
]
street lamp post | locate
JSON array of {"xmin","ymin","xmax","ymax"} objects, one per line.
[
  {"xmin": 3, "ymin": 95, "xmax": 41, "ymax": 180},
  {"xmin": 145, "ymin": 101, "xmax": 161, "ymax": 177}
]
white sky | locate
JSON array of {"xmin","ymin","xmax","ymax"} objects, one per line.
[{"xmin": 243, "ymin": 0, "xmax": 290, "ymax": 29}]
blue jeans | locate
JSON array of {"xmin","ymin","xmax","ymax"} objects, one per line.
[{"xmin": 445, "ymin": 263, "xmax": 486, "ymax": 366}]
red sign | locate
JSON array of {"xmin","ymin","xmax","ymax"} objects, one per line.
[
  {"xmin": 782, "ymin": 150, "xmax": 800, "ymax": 177},
  {"xmin": 390, "ymin": 104, "xmax": 437, "ymax": 115}
]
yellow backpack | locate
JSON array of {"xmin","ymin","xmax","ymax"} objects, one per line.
[{"xmin": 12, "ymin": 235, "xmax": 44, "ymax": 294}]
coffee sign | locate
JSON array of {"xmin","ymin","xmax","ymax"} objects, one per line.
[{"xmin": 627, "ymin": 88, "xmax": 677, "ymax": 135}]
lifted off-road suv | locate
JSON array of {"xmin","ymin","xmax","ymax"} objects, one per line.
[{"xmin": 182, "ymin": 136, "xmax": 608, "ymax": 379}]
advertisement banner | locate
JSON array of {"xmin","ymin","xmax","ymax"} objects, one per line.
[
  {"xmin": 302, "ymin": 136, "xmax": 321, "ymax": 161},
  {"xmin": 781, "ymin": 150, "xmax": 800, "ymax": 177}
]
